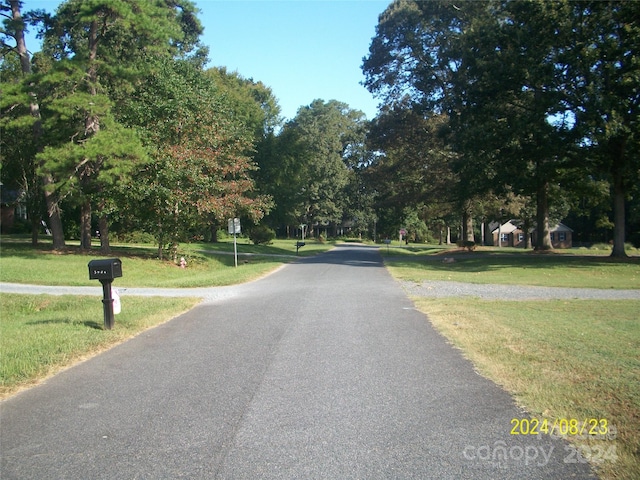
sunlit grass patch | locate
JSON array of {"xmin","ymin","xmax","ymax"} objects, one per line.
[
  {"xmin": 385, "ymin": 253, "xmax": 640, "ymax": 289},
  {"xmin": 413, "ymin": 297, "xmax": 640, "ymax": 480},
  {"xmin": 0, "ymin": 294, "xmax": 199, "ymax": 398}
]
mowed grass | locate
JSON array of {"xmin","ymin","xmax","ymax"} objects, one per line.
[
  {"xmin": 385, "ymin": 249, "xmax": 640, "ymax": 289},
  {"xmin": 384, "ymin": 249, "xmax": 639, "ymax": 479},
  {"xmin": 0, "ymin": 293, "xmax": 199, "ymax": 398},
  {"xmin": 0, "ymin": 237, "xmax": 334, "ymax": 287},
  {"xmin": 0, "ymin": 236, "xmax": 335, "ymax": 398},
  {"xmin": 414, "ymin": 298, "xmax": 640, "ymax": 480}
]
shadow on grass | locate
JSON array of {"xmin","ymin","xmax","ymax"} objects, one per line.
[
  {"xmin": 385, "ymin": 251, "xmax": 640, "ymax": 274},
  {"xmin": 0, "ymin": 240, "xmax": 159, "ymax": 260},
  {"xmin": 82, "ymin": 320, "xmax": 103, "ymax": 330},
  {"xmin": 25, "ymin": 318, "xmax": 103, "ymax": 329}
]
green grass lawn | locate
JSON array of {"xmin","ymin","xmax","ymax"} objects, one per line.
[
  {"xmin": 384, "ymin": 248, "xmax": 640, "ymax": 289},
  {"xmin": 0, "ymin": 236, "xmax": 335, "ymax": 397},
  {"xmin": 0, "ymin": 236, "xmax": 335, "ymax": 287},
  {"xmin": 0, "ymin": 293, "xmax": 199, "ymax": 398},
  {"xmin": 2, "ymin": 237, "xmax": 639, "ymax": 478},
  {"xmin": 412, "ymin": 297, "xmax": 640, "ymax": 480},
  {"xmin": 382, "ymin": 246, "xmax": 639, "ymax": 480}
]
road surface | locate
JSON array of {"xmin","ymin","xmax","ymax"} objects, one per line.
[{"xmin": 1, "ymin": 244, "xmax": 595, "ymax": 479}]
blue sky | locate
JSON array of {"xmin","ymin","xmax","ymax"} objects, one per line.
[{"xmin": 21, "ymin": 0, "xmax": 390, "ymax": 121}]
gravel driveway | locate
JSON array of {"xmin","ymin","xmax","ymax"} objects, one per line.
[{"xmin": 399, "ymin": 279, "xmax": 640, "ymax": 301}]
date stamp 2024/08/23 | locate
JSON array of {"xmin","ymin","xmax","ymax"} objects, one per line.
[
  {"xmin": 462, "ymin": 418, "xmax": 618, "ymax": 468},
  {"xmin": 510, "ymin": 418, "xmax": 618, "ymax": 465}
]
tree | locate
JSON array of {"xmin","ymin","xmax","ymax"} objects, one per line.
[
  {"xmin": 34, "ymin": 0, "xmax": 203, "ymax": 251},
  {"xmin": 207, "ymin": 67, "xmax": 283, "ymax": 240},
  {"xmin": 206, "ymin": 67, "xmax": 282, "ymax": 141},
  {"xmin": 1, "ymin": 0, "xmax": 65, "ymax": 247},
  {"xmin": 261, "ymin": 100, "xmax": 365, "ymax": 237},
  {"xmin": 362, "ymin": 1, "xmax": 591, "ymax": 251},
  {"xmin": 365, "ymin": 102, "xmax": 458, "ymax": 242},
  {"xmin": 120, "ymin": 58, "xmax": 272, "ymax": 259},
  {"xmin": 362, "ymin": 0, "xmax": 493, "ymax": 245},
  {"xmin": 451, "ymin": 0, "xmax": 582, "ymax": 251},
  {"xmin": 566, "ymin": 1, "xmax": 640, "ymax": 257}
]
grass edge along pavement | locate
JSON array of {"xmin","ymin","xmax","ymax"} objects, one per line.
[
  {"xmin": 0, "ymin": 237, "xmax": 334, "ymax": 399},
  {"xmin": 384, "ymin": 251, "xmax": 639, "ymax": 480},
  {"xmin": 0, "ymin": 237, "xmax": 335, "ymax": 287},
  {"xmin": 383, "ymin": 244, "xmax": 640, "ymax": 290},
  {"xmin": 2, "ymin": 240, "xmax": 639, "ymax": 479},
  {"xmin": 0, "ymin": 294, "xmax": 200, "ymax": 399}
]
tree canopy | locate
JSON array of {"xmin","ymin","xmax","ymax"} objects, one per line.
[
  {"xmin": 362, "ymin": 0, "xmax": 640, "ymax": 255},
  {"xmin": 1, "ymin": 0, "xmax": 638, "ymax": 255}
]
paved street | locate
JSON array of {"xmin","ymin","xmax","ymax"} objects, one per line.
[{"xmin": 1, "ymin": 245, "xmax": 595, "ymax": 479}]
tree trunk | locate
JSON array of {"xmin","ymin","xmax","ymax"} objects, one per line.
[
  {"xmin": 523, "ymin": 218, "xmax": 533, "ymax": 249},
  {"xmin": 31, "ymin": 219, "xmax": 39, "ymax": 245},
  {"xmin": 44, "ymin": 180, "xmax": 66, "ymax": 249},
  {"xmin": 535, "ymin": 180, "xmax": 553, "ymax": 251},
  {"xmin": 210, "ymin": 223, "xmax": 218, "ymax": 242},
  {"xmin": 462, "ymin": 207, "xmax": 474, "ymax": 242},
  {"xmin": 10, "ymin": 0, "xmax": 65, "ymax": 249},
  {"xmin": 610, "ymin": 140, "xmax": 628, "ymax": 258},
  {"xmin": 157, "ymin": 221, "xmax": 164, "ymax": 260},
  {"xmin": 80, "ymin": 199, "xmax": 92, "ymax": 250},
  {"xmin": 78, "ymin": 19, "xmax": 100, "ymax": 252},
  {"xmin": 99, "ymin": 214, "xmax": 110, "ymax": 254}
]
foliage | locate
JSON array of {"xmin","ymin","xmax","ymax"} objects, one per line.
[
  {"xmin": 117, "ymin": 57, "xmax": 272, "ymax": 258},
  {"xmin": 362, "ymin": 0, "xmax": 639, "ymax": 254},
  {"xmin": 258, "ymin": 99, "xmax": 370, "ymax": 236},
  {"xmin": 248, "ymin": 224, "xmax": 276, "ymax": 245},
  {"xmin": 1, "ymin": 0, "xmax": 207, "ymax": 251}
]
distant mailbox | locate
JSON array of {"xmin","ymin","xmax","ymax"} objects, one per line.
[
  {"xmin": 88, "ymin": 258, "xmax": 122, "ymax": 281},
  {"xmin": 88, "ymin": 258, "xmax": 123, "ymax": 330}
]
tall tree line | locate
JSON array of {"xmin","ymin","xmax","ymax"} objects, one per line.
[
  {"xmin": 362, "ymin": 0, "xmax": 639, "ymax": 256},
  {"xmin": 3, "ymin": 0, "xmax": 638, "ymax": 255},
  {"xmin": 1, "ymin": 0, "xmax": 273, "ymax": 256}
]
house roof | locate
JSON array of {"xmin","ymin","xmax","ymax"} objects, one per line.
[
  {"xmin": 491, "ymin": 220, "xmax": 521, "ymax": 234},
  {"xmin": 551, "ymin": 223, "xmax": 573, "ymax": 232}
]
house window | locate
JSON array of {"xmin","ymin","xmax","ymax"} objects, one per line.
[
  {"xmin": 550, "ymin": 233, "xmax": 555, "ymax": 241},
  {"xmin": 517, "ymin": 233, "xmax": 524, "ymax": 242},
  {"xmin": 559, "ymin": 232, "xmax": 566, "ymax": 241},
  {"xmin": 500, "ymin": 233, "xmax": 509, "ymax": 243},
  {"xmin": 16, "ymin": 203, "xmax": 27, "ymax": 220}
]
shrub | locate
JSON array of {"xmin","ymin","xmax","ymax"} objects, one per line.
[
  {"xmin": 457, "ymin": 240, "xmax": 476, "ymax": 251},
  {"xmin": 115, "ymin": 231, "xmax": 156, "ymax": 244},
  {"xmin": 249, "ymin": 225, "xmax": 275, "ymax": 245}
]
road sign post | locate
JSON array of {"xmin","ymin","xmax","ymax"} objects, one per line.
[{"xmin": 228, "ymin": 218, "xmax": 241, "ymax": 268}]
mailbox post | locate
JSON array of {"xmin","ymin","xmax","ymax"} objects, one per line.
[{"xmin": 88, "ymin": 258, "xmax": 122, "ymax": 330}]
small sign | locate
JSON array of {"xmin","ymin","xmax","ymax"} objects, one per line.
[
  {"xmin": 112, "ymin": 288, "xmax": 121, "ymax": 315},
  {"xmin": 228, "ymin": 218, "xmax": 241, "ymax": 234}
]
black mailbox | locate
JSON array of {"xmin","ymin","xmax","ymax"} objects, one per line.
[
  {"xmin": 88, "ymin": 258, "xmax": 122, "ymax": 281},
  {"xmin": 88, "ymin": 258, "xmax": 122, "ymax": 330}
]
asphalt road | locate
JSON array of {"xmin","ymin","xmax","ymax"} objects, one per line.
[{"xmin": 1, "ymin": 244, "xmax": 596, "ymax": 479}]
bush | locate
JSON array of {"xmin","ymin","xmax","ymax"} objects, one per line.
[
  {"xmin": 249, "ymin": 225, "xmax": 275, "ymax": 245},
  {"xmin": 590, "ymin": 243, "xmax": 611, "ymax": 251},
  {"xmin": 115, "ymin": 231, "xmax": 156, "ymax": 244},
  {"xmin": 457, "ymin": 240, "xmax": 476, "ymax": 251}
]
